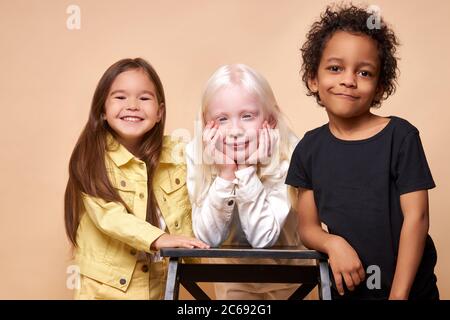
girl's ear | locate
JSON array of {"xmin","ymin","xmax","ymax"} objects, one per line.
[
  {"xmin": 156, "ymin": 103, "xmax": 165, "ymax": 122},
  {"xmin": 268, "ymin": 114, "xmax": 277, "ymax": 129},
  {"xmin": 307, "ymin": 76, "xmax": 319, "ymax": 93}
]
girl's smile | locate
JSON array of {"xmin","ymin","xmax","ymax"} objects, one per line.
[
  {"xmin": 120, "ymin": 115, "xmax": 144, "ymax": 122},
  {"xmin": 226, "ymin": 140, "xmax": 250, "ymax": 150}
]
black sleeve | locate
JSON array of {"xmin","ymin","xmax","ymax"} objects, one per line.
[
  {"xmin": 395, "ymin": 130, "xmax": 436, "ymax": 195},
  {"xmin": 285, "ymin": 138, "xmax": 313, "ymax": 189}
]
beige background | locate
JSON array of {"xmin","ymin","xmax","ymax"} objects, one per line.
[{"xmin": 0, "ymin": 0, "xmax": 449, "ymax": 299}]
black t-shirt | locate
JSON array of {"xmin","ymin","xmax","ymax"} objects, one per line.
[{"xmin": 286, "ymin": 116, "xmax": 438, "ymax": 299}]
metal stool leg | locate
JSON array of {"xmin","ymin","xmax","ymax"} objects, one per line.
[
  {"xmin": 164, "ymin": 257, "xmax": 180, "ymax": 300},
  {"xmin": 318, "ymin": 259, "xmax": 332, "ymax": 300}
]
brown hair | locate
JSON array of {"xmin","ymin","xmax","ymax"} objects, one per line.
[{"xmin": 64, "ymin": 58, "xmax": 166, "ymax": 246}]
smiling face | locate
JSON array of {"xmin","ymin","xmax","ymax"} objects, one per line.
[
  {"xmin": 205, "ymin": 85, "xmax": 266, "ymax": 162},
  {"xmin": 308, "ymin": 31, "xmax": 382, "ymax": 119},
  {"xmin": 104, "ymin": 68, "xmax": 162, "ymax": 152}
]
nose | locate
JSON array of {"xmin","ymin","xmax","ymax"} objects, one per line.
[
  {"xmin": 227, "ymin": 120, "xmax": 245, "ymax": 139},
  {"xmin": 228, "ymin": 128, "xmax": 244, "ymax": 138},
  {"xmin": 126, "ymin": 98, "xmax": 140, "ymax": 111},
  {"xmin": 340, "ymin": 70, "xmax": 357, "ymax": 88}
]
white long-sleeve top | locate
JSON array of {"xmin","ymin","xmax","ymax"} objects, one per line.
[{"xmin": 186, "ymin": 141, "xmax": 300, "ymax": 249}]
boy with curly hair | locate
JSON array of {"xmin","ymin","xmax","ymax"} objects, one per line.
[{"xmin": 286, "ymin": 4, "xmax": 439, "ymax": 300}]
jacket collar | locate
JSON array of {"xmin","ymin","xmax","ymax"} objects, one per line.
[
  {"xmin": 106, "ymin": 132, "xmax": 182, "ymax": 167},
  {"xmin": 106, "ymin": 132, "xmax": 136, "ymax": 167}
]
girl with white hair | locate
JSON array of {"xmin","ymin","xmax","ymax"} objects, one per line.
[{"xmin": 186, "ymin": 64, "xmax": 306, "ymax": 299}]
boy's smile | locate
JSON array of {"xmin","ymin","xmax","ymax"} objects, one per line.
[{"xmin": 308, "ymin": 31, "xmax": 382, "ymax": 119}]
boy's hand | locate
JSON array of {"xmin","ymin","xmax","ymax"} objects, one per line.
[
  {"xmin": 150, "ymin": 234, "xmax": 210, "ymax": 251},
  {"xmin": 325, "ymin": 236, "xmax": 366, "ymax": 296}
]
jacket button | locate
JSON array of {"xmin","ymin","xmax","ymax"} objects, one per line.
[
  {"xmin": 139, "ymin": 193, "xmax": 145, "ymax": 199},
  {"xmin": 175, "ymin": 221, "xmax": 179, "ymax": 228},
  {"xmin": 227, "ymin": 200, "xmax": 234, "ymax": 206},
  {"xmin": 175, "ymin": 178, "xmax": 180, "ymax": 185},
  {"xmin": 130, "ymin": 249, "xmax": 137, "ymax": 256},
  {"xmin": 163, "ymin": 196, "xmax": 167, "ymax": 202},
  {"xmin": 120, "ymin": 180, "xmax": 126, "ymax": 187},
  {"xmin": 141, "ymin": 265, "xmax": 149, "ymax": 273},
  {"xmin": 119, "ymin": 278, "xmax": 126, "ymax": 285}
]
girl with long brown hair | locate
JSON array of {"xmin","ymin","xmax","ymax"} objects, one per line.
[{"xmin": 65, "ymin": 58, "xmax": 208, "ymax": 299}]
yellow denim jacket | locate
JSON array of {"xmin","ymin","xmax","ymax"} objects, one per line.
[{"xmin": 74, "ymin": 134, "xmax": 193, "ymax": 292}]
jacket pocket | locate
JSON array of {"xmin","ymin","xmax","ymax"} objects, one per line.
[
  {"xmin": 76, "ymin": 274, "xmax": 108, "ymax": 300},
  {"xmin": 112, "ymin": 177, "xmax": 136, "ymax": 209},
  {"xmin": 159, "ymin": 166, "xmax": 186, "ymax": 194}
]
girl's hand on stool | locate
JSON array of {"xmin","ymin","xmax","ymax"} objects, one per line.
[{"xmin": 150, "ymin": 234, "xmax": 210, "ymax": 251}]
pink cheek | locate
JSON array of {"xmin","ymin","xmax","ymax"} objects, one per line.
[{"xmin": 216, "ymin": 124, "xmax": 228, "ymax": 132}]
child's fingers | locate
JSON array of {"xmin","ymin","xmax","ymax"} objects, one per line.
[
  {"xmin": 259, "ymin": 127, "xmax": 269, "ymax": 160},
  {"xmin": 343, "ymin": 273, "xmax": 355, "ymax": 291},
  {"xmin": 247, "ymin": 147, "xmax": 258, "ymax": 165},
  {"xmin": 192, "ymin": 241, "xmax": 210, "ymax": 249},
  {"xmin": 264, "ymin": 127, "xmax": 270, "ymax": 157},
  {"xmin": 350, "ymin": 271, "xmax": 362, "ymax": 286},
  {"xmin": 258, "ymin": 128, "xmax": 265, "ymax": 160},
  {"xmin": 177, "ymin": 240, "xmax": 198, "ymax": 249},
  {"xmin": 203, "ymin": 127, "xmax": 218, "ymax": 142},
  {"xmin": 203, "ymin": 121, "xmax": 219, "ymax": 142},
  {"xmin": 268, "ymin": 128, "xmax": 278, "ymax": 157},
  {"xmin": 267, "ymin": 129, "xmax": 272, "ymax": 156},
  {"xmin": 333, "ymin": 272, "xmax": 345, "ymax": 296},
  {"xmin": 358, "ymin": 265, "xmax": 366, "ymax": 281},
  {"xmin": 202, "ymin": 122, "xmax": 213, "ymax": 137},
  {"xmin": 202, "ymin": 129, "xmax": 210, "ymax": 142},
  {"xmin": 185, "ymin": 238, "xmax": 210, "ymax": 249},
  {"xmin": 205, "ymin": 120, "xmax": 214, "ymax": 129},
  {"xmin": 211, "ymin": 128, "xmax": 221, "ymax": 146}
]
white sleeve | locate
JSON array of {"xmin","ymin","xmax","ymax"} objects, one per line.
[
  {"xmin": 234, "ymin": 163, "xmax": 291, "ymax": 248},
  {"xmin": 186, "ymin": 143, "xmax": 236, "ymax": 247}
]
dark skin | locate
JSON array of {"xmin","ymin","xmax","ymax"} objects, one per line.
[{"xmin": 303, "ymin": 31, "xmax": 430, "ymax": 299}]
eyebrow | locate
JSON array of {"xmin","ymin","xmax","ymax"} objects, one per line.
[
  {"xmin": 109, "ymin": 90, "xmax": 156, "ymax": 97},
  {"xmin": 211, "ymin": 107, "xmax": 260, "ymax": 116},
  {"xmin": 325, "ymin": 57, "xmax": 377, "ymax": 69},
  {"xmin": 211, "ymin": 112, "xmax": 228, "ymax": 118},
  {"xmin": 326, "ymin": 57, "xmax": 344, "ymax": 63},
  {"xmin": 357, "ymin": 61, "xmax": 377, "ymax": 69}
]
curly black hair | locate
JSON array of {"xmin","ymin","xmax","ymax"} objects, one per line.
[{"xmin": 300, "ymin": 3, "xmax": 400, "ymax": 108}]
